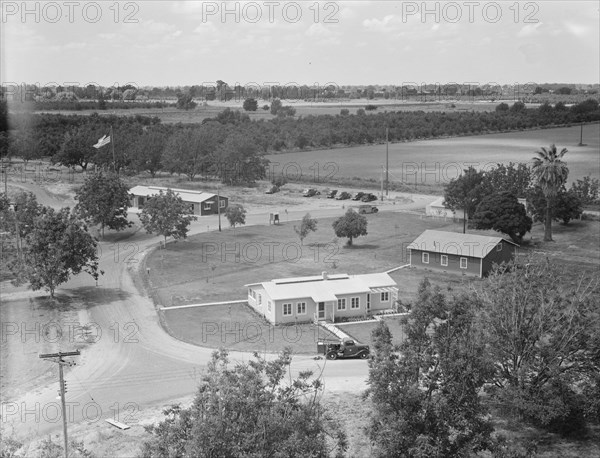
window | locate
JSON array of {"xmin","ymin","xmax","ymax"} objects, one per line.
[
  {"xmin": 460, "ymin": 257, "xmax": 468, "ymax": 269},
  {"xmin": 366, "ymin": 293, "xmax": 371, "ymax": 310},
  {"xmin": 496, "ymin": 243, "xmax": 503, "ymax": 252},
  {"xmin": 337, "ymin": 298, "xmax": 346, "ymax": 310},
  {"xmin": 251, "ymin": 290, "xmax": 256, "ymax": 299},
  {"xmin": 380, "ymin": 292, "xmax": 389, "ymax": 302},
  {"xmin": 441, "ymin": 255, "xmax": 448, "ymax": 267},
  {"xmin": 297, "ymin": 302, "xmax": 306, "ymax": 315},
  {"xmin": 422, "ymin": 252, "xmax": 429, "ymax": 264},
  {"xmin": 268, "ymin": 301, "xmax": 272, "ymax": 312},
  {"xmin": 351, "ymin": 297, "xmax": 360, "ymax": 309},
  {"xmin": 204, "ymin": 203, "xmax": 212, "ymax": 211},
  {"xmin": 219, "ymin": 199, "xmax": 226, "ymax": 208},
  {"xmin": 283, "ymin": 303, "xmax": 292, "ymax": 316},
  {"xmin": 258, "ymin": 294, "xmax": 262, "ymax": 305}
]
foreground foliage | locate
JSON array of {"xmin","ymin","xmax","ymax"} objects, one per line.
[{"xmin": 139, "ymin": 350, "xmax": 347, "ymax": 458}]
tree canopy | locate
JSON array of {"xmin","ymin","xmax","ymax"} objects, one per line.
[
  {"xmin": 139, "ymin": 350, "xmax": 347, "ymax": 458},
  {"xmin": 332, "ymin": 209, "xmax": 368, "ymax": 246},
  {"xmin": 472, "ymin": 191, "xmax": 532, "ymax": 243},
  {"xmin": 224, "ymin": 204, "xmax": 246, "ymax": 229},
  {"xmin": 294, "ymin": 213, "xmax": 318, "ymax": 245}
]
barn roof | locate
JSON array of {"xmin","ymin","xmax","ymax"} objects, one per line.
[
  {"xmin": 408, "ymin": 230, "xmax": 518, "ymax": 259},
  {"xmin": 245, "ymin": 272, "xmax": 397, "ymax": 303},
  {"xmin": 129, "ymin": 185, "xmax": 218, "ymax": 204}
]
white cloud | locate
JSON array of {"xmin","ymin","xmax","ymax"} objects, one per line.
[
  {"xmin": 564, "ymin": 22, "xmax": 588, "ymax": 37},
  {"xmin": 518, "ymin": 23, "xmax": 543, "ymax": 38}
]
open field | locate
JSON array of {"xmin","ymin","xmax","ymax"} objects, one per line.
[
  {"xmin": 267, "ymin": 123, "xmax": 600, "ymax": 187},
  {"xmin": 27, "ymin": 99, "xmax": 508, "ymax": 124}
]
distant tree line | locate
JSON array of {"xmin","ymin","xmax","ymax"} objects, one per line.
[{"xmin": 1, "ymin": 99, "xmax": 598, "ymax": 186}]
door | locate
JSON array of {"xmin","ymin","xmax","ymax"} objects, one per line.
[{"xmin": 317, "ymin": 302, "xmax": 325, "ymax": 319}]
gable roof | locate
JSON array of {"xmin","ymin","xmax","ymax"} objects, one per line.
[
  {"xmin": 408, "ymin": 230, "xmax": 518, "ymax": 259},
  {"xmin": 245, "ymin": 272, "xmax": 397, "ymax": 303},
  {"xmin": 129, "ymin": 185, "xmax": 217, "ymax": 204}
]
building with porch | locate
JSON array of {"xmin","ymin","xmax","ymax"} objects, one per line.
[
  {"xmin": 245, "ymin": 272, "xmax": 398, "ymax": 324},
  {"xmin": 129, "ymin": 185, "xmax": 228, "ymax": 216}
]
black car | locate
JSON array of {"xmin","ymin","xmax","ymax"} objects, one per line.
[
  {"xmin": 326, "ymin": 190, "xmax": 338, "ymax": 198},
  {"xmin": 318, "ymin": 338, "xmax": 370, "ymax": 360},
  {"xmin": 361, "ymin": 193, "xmax": 377, "ymax": 202},
  {"xmin": 351, "ymin": 192, "xmax": 365, "ymax": 201},
  {"xmin": 303, "ymin": 188, "xmax": 320, "ymax": 197},
  {"xmin": 335, "ymin": 191, "xmax": 351, "ymax": 200}
]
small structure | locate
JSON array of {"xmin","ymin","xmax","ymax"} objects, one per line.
[
  {"xmin": 425, "ymin": 197, "xmax": 464, "ymax": 220},
  {"xmin": 245, "ymin": 272, "xmax": 398, "ymax": 324},
  {"xmin": 129, "ymin": 185, "xmax": 228, "ymax": 216},
  {"xmin": 408, "ymin": 230, "xmax": 518, "ymax": 278}
]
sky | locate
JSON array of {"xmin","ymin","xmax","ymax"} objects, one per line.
[{"xmin": 1, "ymin": 1, "xmax": 599, "ymax": 88}]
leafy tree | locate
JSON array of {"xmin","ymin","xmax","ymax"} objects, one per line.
[
  {"xmin": 294, "ymin": 213, "xmax": 318, "ymax": 245},
  {"xmin": 132, "ymin": 130, "xmax": 166, "ymax": 177},
  {"xmin": 277, "ymin": 105, "xmax": 296, "ymax": 117},
  {"xmin": 270, "ymin": 98, "xmax": 283, "ymax": 115},
  {"xmin": 74, "ymin": 172, "xmax": 132, "ymax": 237},
  {"xmin": 510, "ymin": 101, "xmax": 526, "ymax": 113},
  {"xmin": 553, "ymin": 189, "xmax": 583, "ymax": 224},
  {"xmin": 242, "ymin": 98, "xmax": 258, "ymax": 111},
  {"xmin": 366, "ymin": 281, "xmax": 494, "ymax": 457},
  {"xmin": 443, "ymin": 166, "xmax": 487, "ymax": 233},
  {"xmin": 340, "ymin": 108, "xmax": 350, "ymax": 116},
  {"xmin": 215, "ymin": 132, "xmax": 268, "ymax": 185},
  {"xmin": 495, "ymin": 102, "xmax": 509, "ymax": 112},
  {"xmin": 271, "ymin": 175, "xmax": 287, "ymax": 188},
  {"xmin": 175, "ymin": 92, "xmax": 197, "ymax": 110},
  {"xmin": 531, "ymin": 144, "xmax": 569, "ymax": 241},
  {"xmin": 484, "ymin": 162, "xmax": 531, "ymax": 197},
  {"xmin": 14, "ymin": 207, "xmax": 102, "ymax": 298},
  {"xmin": 138, "ymin": 189, "xmax": 197, "ymax": 246},
  {"xmin": 476, "ymin": 258, "xmax": 599, "ymax": 434},
  {"xmin": 570, "ymin": 175, "xmax": 599, "ymax": 205},
  {"xmin": 139, "ymin": 350, "xmax": 347, "ymax": 458},
  {"xmin": 332, "ymin": 208, "xmax": 367, "ymax": 246},
  {"xmin": 213, "ymin": 108, "xmax": 250, "ymax": 125},
  {"xmin": 225, "ymin": 204, "xmax": 246, "ymax": 229},
  {"xmin": 472, "ymin": 191, "xmax": 532, "ymax": 243},
  {"xmin": 54, "ymin": 125, "xmax": 101, "ymax": 170}
]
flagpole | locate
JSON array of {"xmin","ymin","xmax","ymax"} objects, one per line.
[{"xmin": 110, "ymin": 125, "xmax": 117, "ymax": 174}]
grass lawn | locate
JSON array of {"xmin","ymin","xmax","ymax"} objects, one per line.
[
  {"xmin": 160, "ymin": 303, "xmax": 338, "ymax": 355},
  {"xmin": 338, "ymin": 316, "xmax": 407, "ymax": 347},
  {"xmin": 146, "ymin": 211, "xmax": 471, "ymax": 308}
]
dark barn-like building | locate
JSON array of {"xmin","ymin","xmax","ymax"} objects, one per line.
[{"xmin": 408, "ymin": 230, "xmax": 518, "ymax": 278}]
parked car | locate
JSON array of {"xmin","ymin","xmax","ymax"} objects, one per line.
[
  {"xmin": 351, "ymin": 192, "xmax": 366, "ymax": 201},
  {"xmin": 318, "ymin": 338, "xmax": 370, "ymax": 360},
  {"xmin": 265, "ymin": 186, "xmax": 279, "ymax": 194},
  {"xmin": 335, "ymin": 191, "xmax": 351, "ymax": 200},
  {"xmin": 302, "ymin": 188, "xmax": 320, "ymax": 197},
  {"xmin": 358, "ymin": 204, "xmax": 379, "ymax": 214},
  {"xmin": 361, "ymin": 193, "xmax": 377, "ymax": 202},
  {"xmin": 326, "ymin": 189, "xmax": 338, "ymax": 198}
]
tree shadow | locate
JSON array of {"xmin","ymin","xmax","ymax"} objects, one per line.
[
  {"xmin": 344, "ymin": 244, "xmax": 380, "ymax": 250},
  {"xmin": 33, "ymin": 286, "xmax": 132, "ymax": 311}
]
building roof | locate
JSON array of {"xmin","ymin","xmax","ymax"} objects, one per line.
[
  {"xmin": 245, "ymin": 272, "xmax": 397, "ymax": 303},
  {"xmin": 427, "ymin": 197, "xmax": 448, "ymax": 208},
  {"xmin": 408, "ymin": 230, "xmax": 518, "ymax": 259},
  {"xmin": 129, "ymin": 185, "xmax": 218, "ymax": 204}
]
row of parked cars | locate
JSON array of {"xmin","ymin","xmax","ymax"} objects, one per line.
[{"xmin": 302, "ymin": 189, "xmax": 378, "ymax": 202}]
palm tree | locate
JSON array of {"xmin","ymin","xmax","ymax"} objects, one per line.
[{"xmin": 531, "ymin": 144, "xmax": 569, "ymax": 241}]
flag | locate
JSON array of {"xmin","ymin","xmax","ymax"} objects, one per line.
[{"xmin": 93, "ymin": 135, "xmax": 111, "ymax": 149}]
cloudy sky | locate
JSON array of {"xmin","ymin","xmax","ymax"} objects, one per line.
[{"xmin": 1, "ymin": 1, "xmax": 598, "ymax": 87}]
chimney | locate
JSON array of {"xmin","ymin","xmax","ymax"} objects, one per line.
[{"xmin": 322, "ymin": 271, "xmax": 328, "ymax": 280}]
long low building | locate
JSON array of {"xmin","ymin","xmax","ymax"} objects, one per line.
[
  {"xmin": 245, "ymin": 272, "xmax": 399, "ymax": 324},
  {"xmin": 129, "ymin": 185, "xmax": 228, "ymax": 216},
  {"xmin": 425, "ymin": 197, "xmax": 464, "ymax": 220},
  {"xmin": 408, "ymin": 230, "xmax": 518, "ymax": 278}
]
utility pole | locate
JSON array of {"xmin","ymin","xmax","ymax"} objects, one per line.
[
  {"xmin": 110, "ymin": 125, "xmax": 117, "ymax": 175},
  {"xmin": 578, "ymin": 123, "xmax": 584, "ymax": 146},
  {"xmin": 40, "ymin": 350, "xmax": 80, "ymax": 458},
  {"xmin": 217, "ymin": 186, "xmax": 222, "ymax": 232},
  {"xmin": 380, "ymin": 165, "xmax": 384, "ymax": 201},
  {"xmin": 385, "ymin": 127, "xmax": 389, "ymax": 196}
]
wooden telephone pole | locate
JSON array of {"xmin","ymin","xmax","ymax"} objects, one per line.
[{"xmin": 39, "ymin": 350, "xmax": 80, "ymax": 458}]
